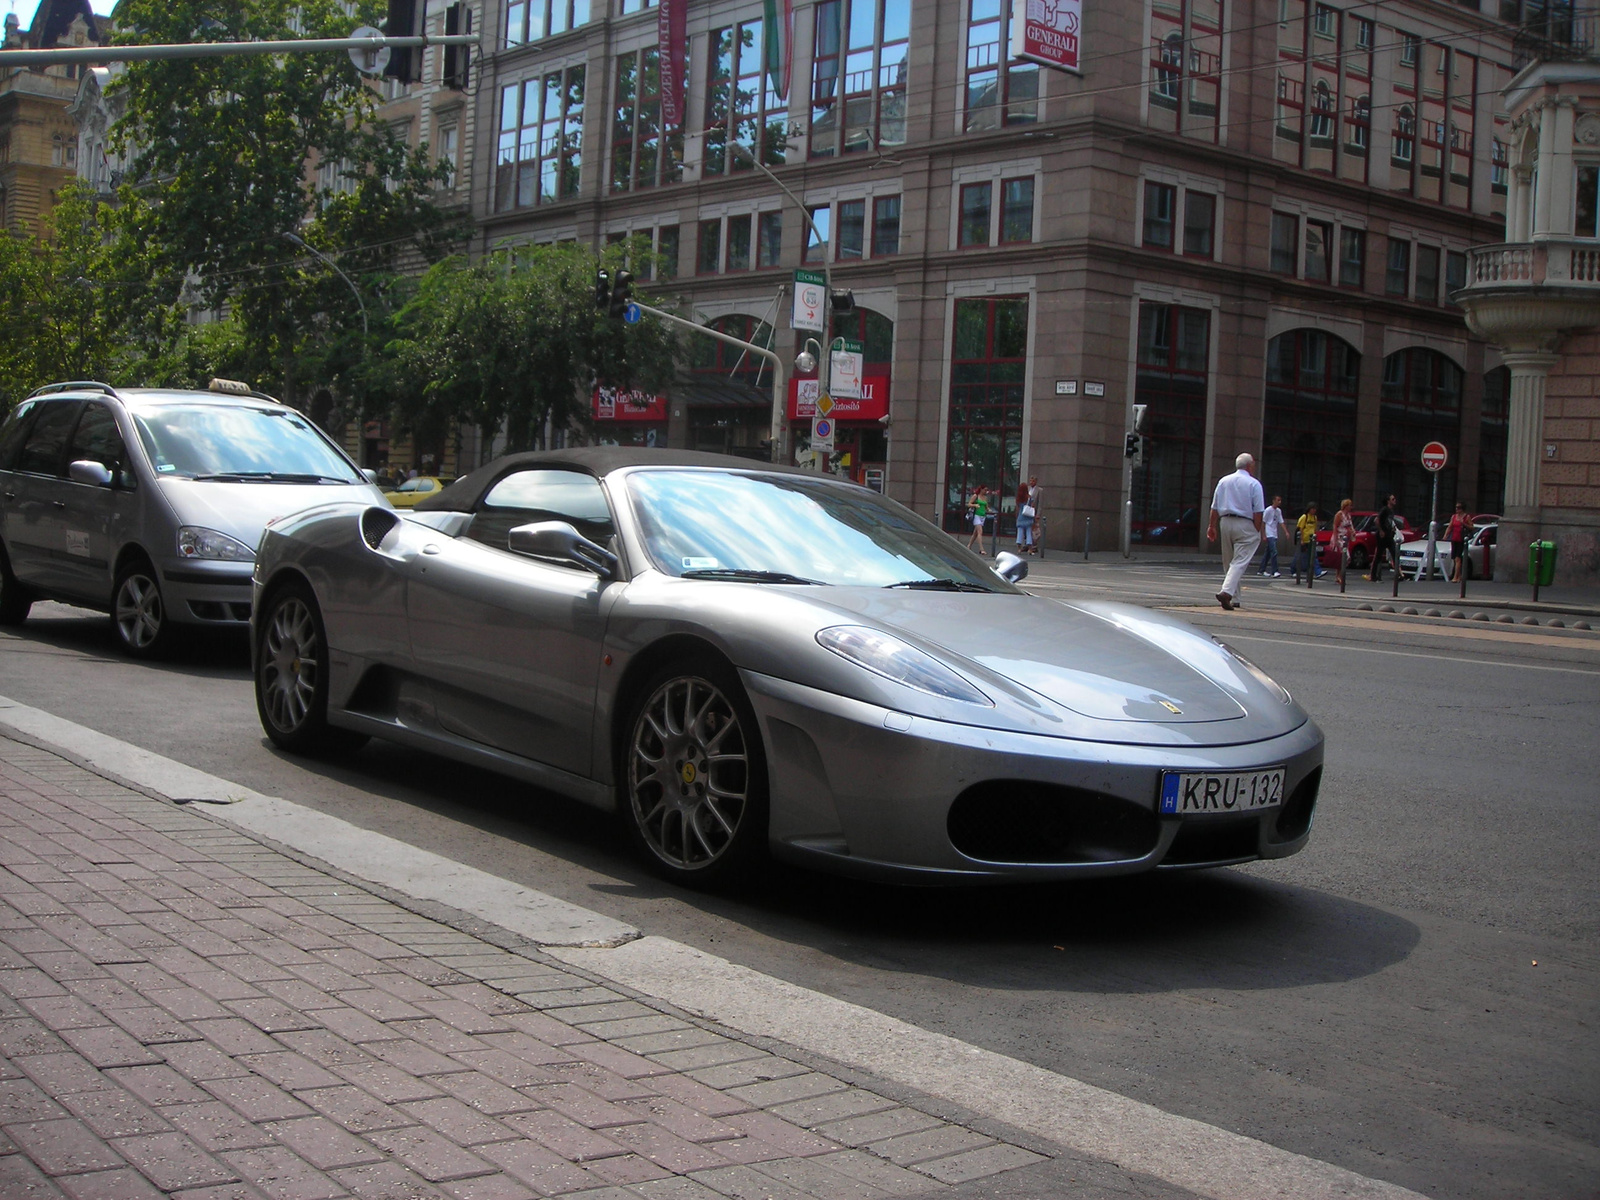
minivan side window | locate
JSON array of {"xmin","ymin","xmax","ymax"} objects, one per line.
[
  {"xmin": 66, "ymin": 403, "xmax": 134, "ymax": 489},
  {"xmin": 15, "ymin": 400, "xmax": 81, "ymax": 476},
  {"xmin": 0, "ymin": 400, "xmax": 38, "ymax": 471}
]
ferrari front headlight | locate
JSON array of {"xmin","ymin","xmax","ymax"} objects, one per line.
[{"xmin": 816, "ymin": 626, "xmax": 992, "ymax": 706}]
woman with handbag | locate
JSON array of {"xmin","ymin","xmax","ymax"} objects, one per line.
[
  {"xmin": 1015, "ymin": 476, "xmax": 1039, "ymax": 553},
  {"xmin": 1332, "ymin": 499, "xmax": 1355, "ymax": 588}
]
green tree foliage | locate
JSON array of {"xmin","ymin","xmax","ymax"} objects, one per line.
[
  {"xmin": 108, "ymin": 0, "xmax": 466, "ymax": 415},
  {"xmin": 0, "ymin": 181, "xmax": 182, "ymax": 418},
  {"xmin": 385, "ymin": 239, "xmax": 680, "ymax": 454}
]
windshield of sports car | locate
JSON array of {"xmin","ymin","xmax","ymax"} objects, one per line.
[
  {"xmin": 623, "ymin": 469, "xmax": 1016, "ymax": 591},
  {"xmin": 132, "ymin": 404, "xmax": 363, "ymax": 483}
]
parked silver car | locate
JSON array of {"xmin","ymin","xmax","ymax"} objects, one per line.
[
  {"xmin": 0, "ymin": 380, "xmax": 386, "ymax": 655},
  {"xmin": 251, "ymin": 448, "xmax": 1324, "ymax": 886}
]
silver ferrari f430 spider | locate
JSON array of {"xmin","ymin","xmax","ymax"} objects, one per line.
[{"xmin": 251, "ymin": 448, "xmax": 1323, "ymax": 885}]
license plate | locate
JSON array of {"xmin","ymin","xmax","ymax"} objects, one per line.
[{"xmin": 1160, "ymin": 768, "xmax": 1285, "ymax": 815}]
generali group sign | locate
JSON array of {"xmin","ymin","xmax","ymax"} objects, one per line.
[{"xmin": 1012, "ymin": 0, "xmax": 1082, "ymax": 73}]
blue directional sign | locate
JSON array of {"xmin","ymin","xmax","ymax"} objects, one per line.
[{"xmin": 623, "ymin": 302, "xmax": 642, "ymax": 324}]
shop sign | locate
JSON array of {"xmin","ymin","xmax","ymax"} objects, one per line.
[
  {"xmin": 1010, "ymin": 0, "xmax": 1082, "ymax": 73},
  {"xmin": 593, "ymin": 386, "xmax": 668, "ymax": 422},
  {"xmin": 788, "ymin": 375, "xmax": 890, "ymax": 420}
]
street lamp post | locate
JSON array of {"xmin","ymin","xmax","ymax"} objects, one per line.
[{"xmin": 281, "ymin": 231, "xmax": 368, "ymax": 340}]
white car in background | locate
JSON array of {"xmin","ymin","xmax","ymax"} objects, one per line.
[{"xmin": 1399, "ymin": 522, "xmax": 1498, "ymax": 581}]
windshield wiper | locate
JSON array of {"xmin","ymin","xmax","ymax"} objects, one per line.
[
  {"xmin": 885, "ymin": 578, "xmax": 995, "ymax": 592},
  {"xmin": 680, "ymin": 569, "xmax": 828, "ymax": 585},
  {"xmin": 191, "ymin": 471, "xmax": 351, "ymax": 484}
]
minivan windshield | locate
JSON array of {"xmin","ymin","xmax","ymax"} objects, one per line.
[
  {"xmin": 623, "ymin": 469, "xmax": 1014, "ymax": 591},
  {"xmin": 132, "ymin": 404, "xmax": 362, "ymax": 483}
]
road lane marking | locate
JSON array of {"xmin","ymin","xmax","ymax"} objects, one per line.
[
  {"xmin": 1216, "ymin": 634, "xmax": 1600, "ymax": 677},
  {"xmin": 0, "ymin": 695, "xmax": 639, "ymax": 949},
  {"xmin": 0, "ymin": 693, "xmax": 1429, "ymax": 1200}
]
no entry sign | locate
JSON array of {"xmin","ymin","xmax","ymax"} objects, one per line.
[{"xmin": 1421, "ymin": 442, "xmax": 1449, "ymax": 472}]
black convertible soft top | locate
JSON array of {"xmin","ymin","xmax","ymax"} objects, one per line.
[{"xmin": 414, "ymin": 446, "xmax": 820, "ymax": 513}]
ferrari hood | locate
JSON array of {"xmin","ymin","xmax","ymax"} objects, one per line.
[{"xmin": 826, "ymin": 591, "xmax": 1247, "ymax": 724}]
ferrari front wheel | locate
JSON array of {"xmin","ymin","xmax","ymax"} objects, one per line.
[
  {"xmin": 621, "ymin": 660, "xmax": 768, "ymax": 886},
  {"xmin": 255, "ymin": 582, "xmax": 366, "ymax": 755}
]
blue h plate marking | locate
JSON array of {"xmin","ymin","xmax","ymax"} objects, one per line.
[{"xmin": 1160, "ymin": 774, "xmax": 1181, "ymax": 814}]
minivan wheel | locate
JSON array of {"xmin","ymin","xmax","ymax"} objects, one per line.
[
  {"xmin": 0, "ymin": 543, "xmax": 31, "ymax": 626},
  {"xmin": 112, "ymin": 560, "xmax": 173, "ymax": 657}
]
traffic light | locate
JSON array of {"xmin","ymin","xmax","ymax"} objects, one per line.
[
  {"xmin": 608, "ymin": 269, "xmax": 634, "ymax": 320},
  {"xmin": 1124, "ymin": 432, "xmax": 1141, "ymax": 460},
  {"xmin": 442, "ymin": 3, "xmax": 470, "ymax": 89},
  {"xmin": 383, "ymin": 0, "xmax": 424, "ymax": 84},
  {"xmin": 594, "ymin": 268, "xmax": 612, "ymax": 312},
  {"xmin": 831, "ymin": 288, "xmax": 855, "ymax": 314}
]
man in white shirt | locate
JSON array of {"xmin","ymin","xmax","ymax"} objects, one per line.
[
  {"xmin": 1259, "ymin": 494, "xmax": 1285, "ymax": 577},
  {"xmin": 1205, "ymin": 453, "xmax": 1265, "ymax": 611}
]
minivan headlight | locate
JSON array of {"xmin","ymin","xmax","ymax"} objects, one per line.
[
  {"xmin": 177, "ymin": 526, "xmax": 255, "ymax": 561},
  {"xmin": 817, "ymin": 626, "xmax": 992, "ymax": 706}
]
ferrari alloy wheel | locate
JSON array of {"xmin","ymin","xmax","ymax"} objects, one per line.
[
  {"xmin": 255, "ymin": 583, "xmax": 366, "ymax": 755},
  {"xmin": 1350, "ymin": 547, "xmax": 1369, "ymax": 570},
  {"xmin": 112, "ymin": 561, "xmax": 171, "ymax": 657},
  {"xmin": 624, "ymin": 664, "xmax": 767, "ymax": 884}
]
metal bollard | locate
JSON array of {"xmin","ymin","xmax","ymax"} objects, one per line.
[
  {"xmin": 1083, "ymin": 517, "xmax": 1091, "ymax": 561},
  {"xmin": 1533, "ymin": 541, "xmax": 1543, "ymax": 603}
]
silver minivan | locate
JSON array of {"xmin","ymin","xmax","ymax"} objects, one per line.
[{"xmin": 0, "ymin": 380, "xmax": 387, "ymax": 656}]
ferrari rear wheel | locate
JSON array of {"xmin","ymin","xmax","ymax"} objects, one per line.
[
  {"xmin": 255, "ymin": 582, "xmax": 367, "ymax": 755},
  {"xmin": 622, "ymin": 661, "xmax": 768, "ymax": 886},
  {"xmin": 1350, "ymin": 546, "xmax": 1369, "ymax": 570}
]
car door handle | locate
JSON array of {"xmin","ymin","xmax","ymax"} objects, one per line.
[
  {"xmin": 422, "ymin": 544, "xmax": 441, "ymax": 555},
  {"xmin": 51, "ymin": 500, "xmax": 67, "ymax": 509},
  {"xmin": 1, "ymin": 490, "xmax": 15, "ymax": 500}
]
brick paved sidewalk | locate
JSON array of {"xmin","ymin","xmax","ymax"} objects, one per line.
[{"xmin": 0, "ymin": 733, "xmax": 1048, "ymax": 1200}]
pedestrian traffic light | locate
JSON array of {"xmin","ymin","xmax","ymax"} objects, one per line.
[
  {"xmin": 1123, "ymin": 432, "xmax": 1140, "ymax": 459},
  {"xmin": 608, "ymin": 269, "xmax": 634, "ymax": 319},
  {"xmin": 442, "ymin": 2, "xmax": 471, "ymax": 90},
  {"xmin": 383, "ymin": 0, "xmax": 424, "ymax": 84},
  {"xmin": 594, "ymin": 268, "xmax": 612, "ymax": 312}
]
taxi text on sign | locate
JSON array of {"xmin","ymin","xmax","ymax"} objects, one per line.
[
  {"xmin": 792, "ymin": 269, "xmax": 826, "ymax": 332},
  {"xmin": 1010, "ymin": 0, "xmax": 1082, "ymax": 73}
]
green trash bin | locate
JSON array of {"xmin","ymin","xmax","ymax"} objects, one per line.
[{"xmin": 1528, "ymin": 540, "xmax": 1557, "ymax": 587}]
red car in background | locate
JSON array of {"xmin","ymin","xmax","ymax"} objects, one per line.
[{"xmin": 1317, "ymin": 511, "xmax": 1424, "ymax": 570}]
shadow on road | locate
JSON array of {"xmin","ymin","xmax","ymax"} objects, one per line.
[
  {"xmin": 267, "ymin": 732, "xmax": 1419, "ymax": 998},
  {"xmin": 13, "ymin": 604, "xmax": 250, "ymax": 675}
]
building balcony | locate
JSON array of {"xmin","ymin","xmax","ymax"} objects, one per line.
[
  {"xmin": 1456, "ymin": 239, "xmax": 1600, "ymax": 352},
  {"xmin": 1512, "ymin": 3, "xmax": 1600, "ymax": 68}
]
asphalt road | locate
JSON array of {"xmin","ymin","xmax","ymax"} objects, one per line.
[{"xmin": 1, "ymin": 563, "xmax": 1595, "ymax": 1200}]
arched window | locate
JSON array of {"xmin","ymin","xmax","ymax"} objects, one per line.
[
  {"xmin": 1154, "ymin": 32, "xmax": 1183, "ymax": 104},
  {"xmin": 691, "ymin": 314, "xmax": 774, "ymax": 390},
  {"xmin": 1310, "ymin": 81, "xmax": 1334, "ymax": 140},
  {"xmin": 51, "ymin": 134, "xmax": 63, "ymax": 167},
  {"xmin": 1379, "ymin": 348, "xmax": 1463, "ymax": 517},
  {"xmin": 1262, "ymin": 330, "xmax": 1359, "ymax": 513},
  {"xmin": 1393, "ymin": 105, "xmax": 1415, "ymax": 164}
]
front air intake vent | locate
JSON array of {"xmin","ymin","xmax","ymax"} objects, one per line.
[
  {"xmin": 360, "ymin": 506, "xmax": 401, "ymax": 550},
  {"xmin": 947, "ymin": 781, "xmax": 1160, "ymax": 865}
]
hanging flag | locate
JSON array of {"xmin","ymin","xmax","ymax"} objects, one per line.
[
  {"xmin": 659, "ymin": 0, "xmax": 687, "ymax": 127},
  {"xmin": 761, "ymin": 0, "xmax": 792, "ymax": 102}
]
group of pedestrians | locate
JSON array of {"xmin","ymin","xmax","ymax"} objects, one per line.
[{"xmin": 964, "ymin": 476, "xmax": 1042, "ymax": 556}]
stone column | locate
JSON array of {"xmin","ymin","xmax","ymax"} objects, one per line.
[
  {"xmin": 1533, "ymin": 102, "xmax": 1560, "ymax": 236},
  {"xmin": 1497, "ymin": 348, "xmax": 1560, "ymax": 579}
]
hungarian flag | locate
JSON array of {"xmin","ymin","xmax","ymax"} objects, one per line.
[{"xmin": 762, "ymin": 0, "xmax": 792, "ymax": 102}]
